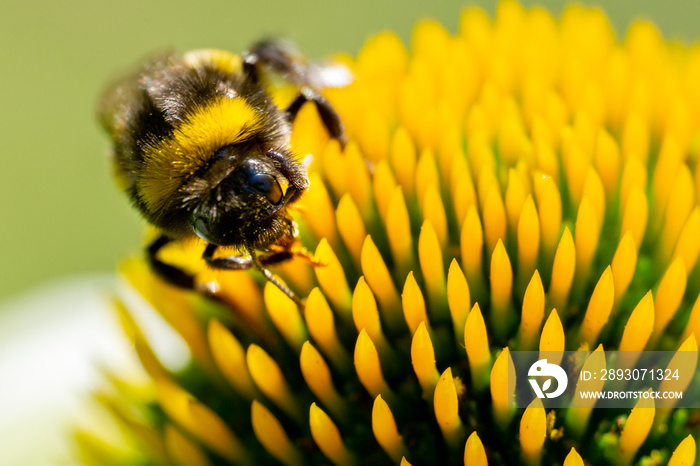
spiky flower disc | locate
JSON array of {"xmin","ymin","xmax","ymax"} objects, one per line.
[{"xmin": 80, "ymin": 2, "xmax": 700, "ymax": 465}]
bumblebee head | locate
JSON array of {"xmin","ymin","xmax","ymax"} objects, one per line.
[{"xmin": 187, "ymin": 146, "xmax": 306, "ymax": 247}]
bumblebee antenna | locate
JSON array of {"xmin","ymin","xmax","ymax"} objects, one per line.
[{"xmin": 245, "ymin": 243, "xmax": 304, "ymax": 308}]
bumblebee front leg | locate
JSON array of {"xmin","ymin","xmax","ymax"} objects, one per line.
[
  {"xmin": 286, "ymin": 91, "xmax": 346, "ymax": 145},
  {"xmin": 147, "ymin": 235, "xmax": 196, "ymax": 289},
  {"xmin": 203, "ymin": 243, "xmax": 303, "ymax": 307},
  {"xmin": 202, "ymin": 243, "xmax": 253, "ymax": 270}
]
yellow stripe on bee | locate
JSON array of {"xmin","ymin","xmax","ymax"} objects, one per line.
[
  {"xmin": 183, "ymin": 49, "xmax": 243, "ymax": 74},
  {"xmin": 140, "ymin": 97, "xmax": 263, "ymax": 211}
]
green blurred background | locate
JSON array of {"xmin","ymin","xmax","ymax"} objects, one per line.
[{"xmin": 1, "ymin": 0, "xmax": 698, "ymax": 300}]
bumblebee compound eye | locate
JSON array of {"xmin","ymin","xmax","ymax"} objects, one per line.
[
  {"xmin": 242, "ymin": 163, "xmax": 283, "ymax": 204},
  {"xmin": 192, "ymin": 216, "xmax": 216, "ymax": 243}
]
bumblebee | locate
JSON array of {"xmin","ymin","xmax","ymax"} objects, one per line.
[{"xmin": 99, "ymin": 40, "xmax": 347, "ymax": 304}]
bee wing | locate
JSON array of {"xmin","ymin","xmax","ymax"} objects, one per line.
[
  {"xmin": 306, "ymin": 60, "xmax": 353, "ymax": 89},
  {"xmin": 246, "ymin": 39, "xmax": 353, "ymax": 91}
]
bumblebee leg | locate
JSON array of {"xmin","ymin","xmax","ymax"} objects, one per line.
[
  {"xmin": 243, "ymin": 39, "xmax": 304, "ymax": 84},
  {"xmin": 203, "ymin": 243, "xmax": 303, "ymax": 307},
  {"xmin": 242, "ymin": 40, "xmax": 346, "ymax": 144},
  {"xmin": 202, "ymin": 243, "xmax": 253, "ymax": 270},
  {"xmin": 286, "ymin": 91, "xmax": 346, "ymax": 144},
  {"xmin": 257, "ymin": 250, "xmax": 294, "ymax": 266},
  {"xmin": 289, "ymin": 246, "xmax": 325, "ymax": 267},
  {"xmin": 147, "ymin": 235, "xmax": 196, "ymax": 289}
]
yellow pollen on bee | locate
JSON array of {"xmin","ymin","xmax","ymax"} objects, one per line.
[
  {"xmin": 140, "ymin": 96, "xmax": 261, "ymax": 211},
  {"xmin": 183, "ymin": 49, "xmax": 243, "ymax": 73}
]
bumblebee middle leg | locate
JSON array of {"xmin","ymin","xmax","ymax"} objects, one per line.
[
  {"xmin": 286, "ymin": 91, "xmax": 346, "ymax": 144},
  {"xmin": 147, "ymin": 235, "xmax": 196, "ymax": 289}
]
